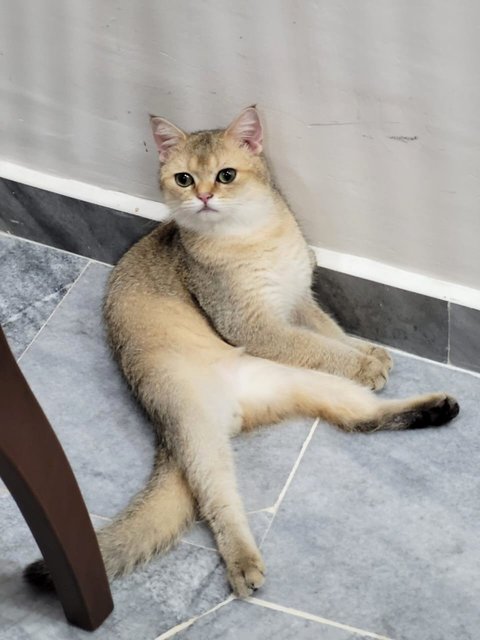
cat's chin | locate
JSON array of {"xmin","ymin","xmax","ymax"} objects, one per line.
[
  {"xmin": 174, "ymin": 200, "xmax": 277, "ymax": 236},
  {"xmin": 194, "ymin": 210, "xmax": 224, "ymax": 226},
  {"xmin": 173, "ymin": 209, "xmax": 225, "ymax": 232}
]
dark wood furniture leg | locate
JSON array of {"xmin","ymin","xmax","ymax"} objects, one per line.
[{"xmin": 0, "ymin": 327, "xmax": 113, "ymax": 630}]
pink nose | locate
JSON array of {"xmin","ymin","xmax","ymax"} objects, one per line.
[{"xmin": 197, "ymin": 192, "xmax": 213, "ymax": 204}]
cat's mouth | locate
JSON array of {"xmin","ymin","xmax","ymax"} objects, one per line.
[{"xmin": 197, "ymin": 205, "xmax": 218, "ymax": 213}]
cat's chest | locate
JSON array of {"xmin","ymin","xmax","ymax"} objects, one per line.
[{"xmin": 259, "ymin": 237, "xmax": 312, "ymax": 316}]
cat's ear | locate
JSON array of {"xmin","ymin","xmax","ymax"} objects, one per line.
[
  {"xmin": 225, "ymin": 106, "xmax": 263, "ymax": 154},
  {"xmin": 150, "ymin": 115, "xmax": 186, "ymax": 162}
]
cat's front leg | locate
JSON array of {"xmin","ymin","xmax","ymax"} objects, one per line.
[
  {"xmin": 346, "ymin": 336, "xmax": 393, "ymax": 373},
  {"xmin": 294, "ymin": 298, "xmax": 392, "ymax": 386}
]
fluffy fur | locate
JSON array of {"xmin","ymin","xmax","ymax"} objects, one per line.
[{"xmin": 25, "ymin": 107, "xmax": 459, "ymax": 598}]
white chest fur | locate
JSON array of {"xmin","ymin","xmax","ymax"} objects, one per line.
[{"xmin": 261, "ymin": 233, "xmax": 312, "ymax": 318}]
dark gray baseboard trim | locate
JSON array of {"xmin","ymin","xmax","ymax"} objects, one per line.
[
  {"xmin": 312, "ymin": 267, "xmax": 448, "ymax": 363},
  {"xmin": 0, "ymin": 177, "xmax": 157, "ymax": 265},
  {"xmin": 312, "ymin": 270, "xmax": 479, "ymax": 374},
  {"xmin": 1, "ymin": 176, "xmax": 478, "ymax": 374}
]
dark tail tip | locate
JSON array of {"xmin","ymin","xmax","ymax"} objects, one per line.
[
  {"xmin": 23, "ymin": 559, "xmax": 55, "ymax": 592},
  {"xmin": 409, "ymin": 395, "xmax": 460, "ymax": 429}
]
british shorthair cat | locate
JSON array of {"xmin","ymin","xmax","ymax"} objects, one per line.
[{"xmin": 25, "ymin": 106, "xmax": 459, "ymax": 598}]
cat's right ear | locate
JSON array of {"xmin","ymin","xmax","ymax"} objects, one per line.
[{"xmin": 150, "ymin": 115, "xmax": 186, "ymax": 163}]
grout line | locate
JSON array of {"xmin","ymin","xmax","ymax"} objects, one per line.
[
  {"xmin": 447, "ymin": 301, "xmax": 452, "ymax": 365},
  {"xmin": 89, "ymin": 513, "xmax": 112, "ymax": 523},
  {"xmin": 180, "ymin": 508, "xmax": 276, "ymax": 554},
  {"xmin": 154, "ymin": 595, "xmax": 235, "ymax": 639},
  {"xmin": 0, "ymin": 230, "xmax": 113, "ymax": 268},
  {"xmin": 3, "ymin": 290, "xmax": 73, "ymax": 329},
  {"xmin": 247, "ymin": 506, "xmax": 276, "ymax": 515},
  {"xmin": 246, "ymin": 597, "xmax": 395, "ymax": 640},
  {"xmin": 17, "ymin": 260, "xmax": 92, "ymax": 362},
  {"xmin": 272, "ymin": 418, "xmax": 318, "ymax": 514},
  {"xmin": 180, "ymin": 539, "xmax": 218, "ymax": 554},
  {"xmin": 260, "ymin": 418, "xmax": 318, "ymax": 548},
  {"xmin": 90, "ymin": 257, "xmax": 113, "ymax": 268}
]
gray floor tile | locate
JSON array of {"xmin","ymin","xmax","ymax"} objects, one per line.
[
  {"xmin": 183, "ymin": 511, "xmax": 273, "ymax": 551},
  {"xmin": 0, "ymin": 493, "xmax": 229, "ymax": 640},
  {"xmin": 260, "ymin": 353, "xmax": 480, "ymax": 640},
  {"xmin": 17, "ymin": 262, "xmax": 155, "ymax": 519},
  {"xmin": 0, "ymin": 234, "xmax": 87, "ymax": 357},
  {"xmin": 449, "ymin": 304, "xmax": 480, "ymax": 374},
  {"xmin": 173, "ymin": 599, "xmax": 371, "ymax": 639}
]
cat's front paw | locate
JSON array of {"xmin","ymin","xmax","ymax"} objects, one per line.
[
  {"xmin": 368, "ymin": 345, "xmax": 393, "ymax": 371},
  {"xmin": 353, "ymin": 354, "xmax": 389, "ymax": 391},
  {"xmin": 348, "ymin": 338, "xmax": 393, "ymax": 372},
  {"xmin": 227, "ymin": 551, "xmax": 265, "ymax": 598}
]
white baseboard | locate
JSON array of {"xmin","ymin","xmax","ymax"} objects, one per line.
[
  {"xmin": 2, "ymin": 159, "xmax": 479, "ymax": 311},
  {"xmin": 0, "ymin": 159, "xmax": 170, "ymax": 222},
  {"xmin": 312, "ymin": 247, "xmax": 480, "ymax": 311}
]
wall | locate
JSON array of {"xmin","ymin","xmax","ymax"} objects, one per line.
[{"xmin": 1, "ymin": 0, "xmax": 479, "ymax": 289}]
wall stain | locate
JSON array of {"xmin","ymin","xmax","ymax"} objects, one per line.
[{"xmin": 388, "ymin": 135, "xmax": 418, "ymax": 143}]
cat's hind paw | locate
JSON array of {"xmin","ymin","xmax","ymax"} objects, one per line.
[{"xmin": 227, "ymin": 552, "xmax": 265, "ymax": 598}]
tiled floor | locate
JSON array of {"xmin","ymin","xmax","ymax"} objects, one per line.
[{"xmin": 1, "ymin": 232, "xmax": 479, "ymax": 640}]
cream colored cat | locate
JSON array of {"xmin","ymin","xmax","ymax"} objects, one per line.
[{"xmin": 26, "ymin": 107, "xmax": 459, "ymax": 597}]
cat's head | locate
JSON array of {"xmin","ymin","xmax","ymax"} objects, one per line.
[{"xmin": 150, "ymin": 107, "xmax": 275, "ymax": 234}]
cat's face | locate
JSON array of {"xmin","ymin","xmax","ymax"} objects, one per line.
[{"xmin": 150, "ymin": 108, "xmax": 274, "ymax": 234}]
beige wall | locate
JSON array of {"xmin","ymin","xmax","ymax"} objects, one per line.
[{"xmin": 1, "ymin": 0, "xmax": 479, "ymax": 288}]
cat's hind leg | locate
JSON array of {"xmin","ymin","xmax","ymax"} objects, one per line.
[
  {"xmin": 164, "ymin": 362, "xmax": 265, "ymax": 597},
  {"xmin": 176, "ymin": 351, "xmax": 458, "ymax": 596},
  {"xmin": 225, "ymin": 354, "xmax": 459, "ymax": 433}
]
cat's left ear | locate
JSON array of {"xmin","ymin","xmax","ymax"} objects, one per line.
[
  {"xmin": 225, "ymin": 106, "xmax": 263, "ymax": 154},
  {"xmin": 150, "ymin": 115, "xmax": 186, "ymax": 163}
]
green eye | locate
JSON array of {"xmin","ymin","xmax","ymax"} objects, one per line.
[
  {"xmin": 216, "ymin": 168, "xmax": 237, "ymax": 184},
  {"xmin": 175, "ymin": 172, "xmax": 194, "ymax": 187}
]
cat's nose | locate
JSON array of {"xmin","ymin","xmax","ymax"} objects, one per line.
[{"xmin": 197, "ymin": 192, "xmax": 213, "ymax": 204}]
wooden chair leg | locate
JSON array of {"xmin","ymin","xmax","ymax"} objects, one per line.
[{"xmin": 0, "ymin": 327, "xmax": 113, "ymax": 631}]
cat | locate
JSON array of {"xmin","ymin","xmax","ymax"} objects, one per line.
[{"xmin": 25, "ymin": 106, "xmax": 459, "ymax": 598}]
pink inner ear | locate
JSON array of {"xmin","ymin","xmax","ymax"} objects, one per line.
[
  {"xmin": 150, "ymin": 117, "xmax": 185, "ymax": 162},
  {"xmin": 227, "ymin": 108, "xmax": 263, "ymax": 154}
]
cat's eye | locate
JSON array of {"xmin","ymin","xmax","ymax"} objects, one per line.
[
  {"xmin": 175, "ymin": 172, "xmax": 194, "ymax": 187},
  {"xmin": 216, "ymin": 168, "xmax": 237, "ymax": 184}
]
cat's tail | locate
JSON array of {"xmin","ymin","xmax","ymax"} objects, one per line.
[{"xmin": 24, "ymin": 448, "xmax": 195, "ymax": 590}]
